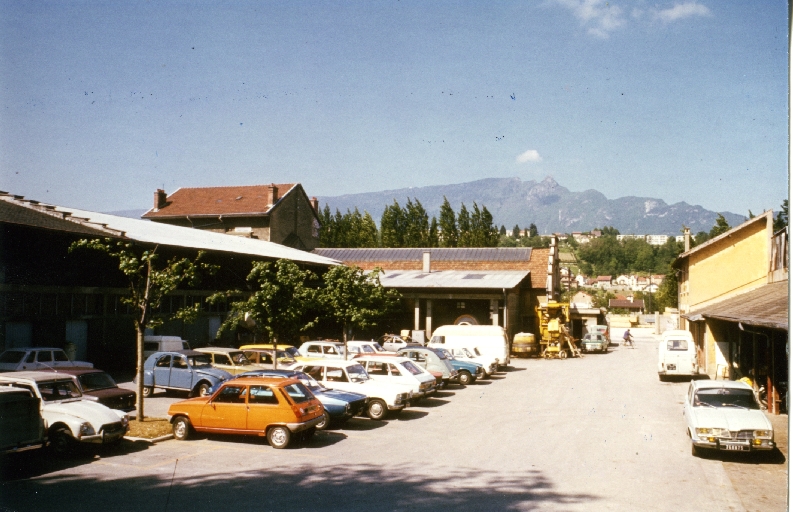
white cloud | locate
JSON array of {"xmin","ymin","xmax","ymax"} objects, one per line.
[
  {"xmin": 516, "ymin": 149, "xmax": 542, "ymax": 163},
  {"xmin": 653, "ymin": 2, "xmax": 711, "ymax": 23},
  {"xmin": 554, "ymin": 0, "xmax": 626, "ymax": 39}
]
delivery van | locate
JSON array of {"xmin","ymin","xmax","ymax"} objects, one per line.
[
  {"xmin": 658, "ymin": 330, "xmax": 698, "ymax": 380},
  {"xmin": 429, "ymin": 324, "xmax": 510, "ymax": 369}
]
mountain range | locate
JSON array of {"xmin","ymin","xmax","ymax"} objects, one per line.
[{"xmin": 317, "ymin": 176, "xmax": 747, "ymax": 236}]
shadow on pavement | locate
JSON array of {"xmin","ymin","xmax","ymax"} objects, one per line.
[
  {"xmin": 0, "ymin": 462, "xmax": 602, "ymax": 511},
  {"xmin": 410, "ymin": 398, "xmax": 451, "ymax": 408}
]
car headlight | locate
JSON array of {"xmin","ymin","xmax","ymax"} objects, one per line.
[
  {"xmin": 121, "ymin": 415, "xmax": 129, "ymax": 427},
  {"xmin": 696, "ymin": 427, "xmax": 729, "ymax": 438},
  {"xmin": 754, "ymin": 430, "xmax": 772, "ymax": 439},
  {"xmin": 345, "ymin": 403, "xmax": 351, "ymax": 413},
  {"xmin": 79, "ymin": 422, "xmax": 96, "ymax": 436}
]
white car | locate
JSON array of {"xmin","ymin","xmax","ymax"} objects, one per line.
[
  {"xmin": 291, "ymin": 360, "xmax": 412, "ymax": 420},
  {"xmin": 356, "ymin": 355, "xmax": 436, "ymax": 398},
  {"xmin": 298, "ymin": 341, "xmax": 347, "ymax": 360},
  {"xmin": 683, "ymin": 380, "xmax": 774, "ymax": 457},
  {"xmin": 0, "ymin": 371, "xmax": 129, "ymax": 455},
  {"xmin": 435, "ymin": 346, "xmax": 497, "ymax": 376},
  {"xmin": 0, "ymin": 348, "xmax": 93, "ymax": 372},
  {"xmin": 346, "ymin": 341, "xmax": 389, "ymax": 357}
]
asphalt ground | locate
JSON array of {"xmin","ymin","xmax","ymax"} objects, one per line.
[{"xmin": 0, "ymin": 328, "xmax": 787, "ymax": 511}]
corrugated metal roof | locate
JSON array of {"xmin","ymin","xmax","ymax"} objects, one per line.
[
  {"xmin": 0, "ymin": 195, "xmax": 121, "ymax": 237},
  {"xmin": 59, "ymin": 206, "xmax": 338, "ymax": 267},
  {"xmin": 0, "ymin": 193, "xmax": 338, "ymax": 267},
  {"xmin": 314, "ymin": 247, "xmax": 533, "ymax": 262},
  {"xmin": 379, "ymin": 270, "xmax": 530, "ymax": 289},
  {"xmin": 685, "ymin": 280, "xmax": 788, "ymax": 331}
]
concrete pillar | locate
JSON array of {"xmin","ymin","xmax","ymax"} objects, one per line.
[
  {"xmin": 414, "ymin": 299, "xmax": 421, "ymax": 331},
  {"xmin": 490, "ymin": 299, "xmax": 499, "ymax": 325},
  {"xmin": 654, "ymin": 311, "xmax": 660, "ymax": 335},
  {"xmin": 425, "ymin": 300, "xmax": 433, "ymax": 337}
]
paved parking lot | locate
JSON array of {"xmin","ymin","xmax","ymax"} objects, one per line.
[{"xmin": 1, "ymin": 329, "xmax": 787, "ymax": 511}]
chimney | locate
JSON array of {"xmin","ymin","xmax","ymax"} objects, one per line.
[
  {"xmin": 422, "ymin": 251, "xmax": 431, "ymax": 273},
  {"xmin": 684, "ymin": 227, "xmax": 691, "ymax": 252},
  {"xmin": 310, "ymin": 196, "xmax": 319, "ymax": 214},
  {"xmin": 154, "ymin": 189, "xmax": 167, "ymax": 211},
  {"xmin": 267, "ymin": 184, "xmax": 279, "ymax": 205}
]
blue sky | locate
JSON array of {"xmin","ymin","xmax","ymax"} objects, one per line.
[{"xmin": 0, "ymin": 1, "xmax": 787, "ymax": 218}]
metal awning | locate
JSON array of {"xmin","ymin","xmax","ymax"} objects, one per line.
[
  {"xmin": 379, "ymin": 270, "xmax": 530, "ymax": 290},
  {"xmin": 682, "ymin": 280, "xmax": 789, "ymax": 331}
]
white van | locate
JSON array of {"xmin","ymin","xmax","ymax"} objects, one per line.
[
  {"xmin": 143, "ymin": 336, "xmax": 191, "ymax": 359},
  {"xmin": 658, "ymin": 330, "xmax": 698, "ymax": 380},
  {"xmin": 429, "ymin": 324, "xmax": 510, "ymax": 369}
]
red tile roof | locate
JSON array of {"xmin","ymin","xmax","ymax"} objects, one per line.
[{"xmin": 142, "ymin": 184, "xmax": 296, "ymax": 218}]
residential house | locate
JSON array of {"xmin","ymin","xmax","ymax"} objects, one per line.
[
  {"xmin": 595, "ymin": 275, "xmax": 613, "ymax": 289},
  {"xmin": 608, "ymin": 298, "xmax": 645, "ymax": 312},
  {"xmin": 674, "ymin": 210, "xmax": 788, "ymax": 414},
  {"xmin": 142, "ymin": 183, "xmax": 322, "ymax": 251}
]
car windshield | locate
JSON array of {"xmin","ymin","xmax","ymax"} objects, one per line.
[
  {"xmin": 283, "ymin": 347, "xmax": 300, "ymax": 357},
  {"xmin": 38, "ymin": 380, "xmax": 82, "ymax": 401},
  {"xmin": 694, "ymin": 388, "xmax": 759, "ymax": 409},
  {"xmin": 401, "ymin": 360, "xmax": 423, "ymax": 375},
  {"xmin": 372, "ymin": 344, "xmax": 386, "ymax": 352},
  {"xmin": 276, "ymin": 350, "xmax": 296, "ymax": 361},
  {"xmin": 187, "ymin": 354, "xmax": 213, "ymax": 368},
  {"xmin": 358, "ymin": 345, "xmax": 375, "ymax": 353},
  {"xmin": 346, "ymin": 364, "xmax": 369, "ymax": 382},
  {"xmin": 77, "ymin": 372, "xmax": 117, "ymax": 391},
  {"xmin": 459, "ymin": 348, "xmax": 474, "ymax": 358},
  {"xmin": 0, "ymin": 350, "xmax": 25, "ymax": 363},
  {"xmin": 296, "ymin": 373, "xmax": 323, "ymax": 391},
  {"xmin": 439, "ymin": 349, "xmax": 453, "ymax": 359}
]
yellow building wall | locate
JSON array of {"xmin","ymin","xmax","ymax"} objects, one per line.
[{"xmin": 686, "ymin": 218, "xmax": 769, "ymax": 310}]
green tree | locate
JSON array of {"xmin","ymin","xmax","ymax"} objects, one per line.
[
  {"xmin": 318, "ymin": 205, "xmax": 335, "ymax": 247},
  {"xmin": 774, "ymin": 199, "xmax": 788, "ymax": 232},
  {"xmin": 654, "ymin": 269, "xmax": 679, "ymax": 312},
  {"xmin": 319, "ymin": 266, "xmax": 401, "ymax": 354},
  {"xmin": 599, "ymin": 226, "xmax": 620, "ymax": 237},
  {"xmin": 529, "ymin": 223, "xmax": 539, "ymax": 238},
  {"xmin": 709, "ymin": 214, "xmax": 731, "ymax": 239},
  {"xmin": 428, "ymin": 217, "xmax": 440, "ymax": 248},
  {"xmin": 380, "ymin": 200, "xmax": 406, "ymax": 248},
  {"xmin": 693, "ymin": 231, "xmax": 709, "ymax": 247},
  {"xmin": 404, "ymin": 198, "xmax": 430, "ymax": 247},
  {"xmin": 480, "ymin": 205, "xmax": 499, "ymax": 246},
  {"xmin": 70, "ymin": 239, "xmax": 215, "ymax": 420},
  {"xmin": 210, "ymin": 259, "xmax": 318, "ymax": 368},
  {"xmin": 511, "ymin": 225, "xmax": 521, "ymax": 239},
  {"xmin": 359, "ymin": 211, "xmax": 379, "ymax": 248},
  {"xmin": 457, "ymin": 204, "xmax": 472, "ymax": 247},
  {"xmin": 499, "ymin": 225, "xmax": 507, "ymax": 236},
  {"xmin": 438, "ymin": 196, "xmax": 458, "ymax": 247}
]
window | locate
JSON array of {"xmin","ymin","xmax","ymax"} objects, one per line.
[
  {"xmin": 214, "ymin": 386, "xmax": 247, "ymax": 404},
  {"xmin": 25, "ymin": 352, "xmax": 36, "ymax": 363},
  {"xmin": 667, "ymin": 339, "xmax": 688, "ymax": 351},
  {"xmin": 36, "ymin": 351, "xmax": 52, "ymax": 363},
  {"xmin": 326, "ymin": 367, "xmax": 348, "ymax": 382},
  {"xmin": 401, "ymin": 361, "xmax": 423, "ymax": 375},
  {"xmin": 0, "ymin": 351, "xmax": 25, "ymax": 363},
  {"xmin": 281, "ymin": 383, "xmax": 312, "ymax": 404},
  {"xmin": 156, "ymin": 355, "xmax": 172, "ymax": 368},
  {"xmin": 53, "ymin": 351, "xmax": 69, "ymax": 362},
  {"xmin": 249, "ymin": 385, "xmax": 278, "ymax": 405},
  {"xmin": 307, "ymin": 345, "xmax": 321, "ymax": 354},
  {"xmin": 214, "ymin": 354, "xmax": 232, "ymax": 365},
  {"xmin": 388, "ymin": 364, "xmax": 401, "ymax": 376},
  {"xmin": 367, "ymin": 362, "xmax": 389, "ymax": 376},
  {"xmin": 144, "ymin": 342, "xmax": 158, "ymax": 353},
  {"xmin": 302, "ymin": 366, "xmax": 324, "ymax": 380},
  {"xmin": 173, "ymin": 357, "xmax": 188, "ymax": 369},
  {"xmin": 324, "ymin": 346, "xmax": 337, "ymax": 355}
]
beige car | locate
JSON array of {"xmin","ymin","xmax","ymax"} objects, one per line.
[{"xmin": 195, "ymin": 347, "xmax": 266, "ymax": 375}]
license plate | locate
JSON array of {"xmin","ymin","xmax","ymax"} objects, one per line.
[{"xmin": 722, "ymin": 444, "xmax": 748, "ymax": 451}]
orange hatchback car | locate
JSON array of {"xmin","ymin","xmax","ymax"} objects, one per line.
[{"xmin": 167, "ymin": 376, "xmax": 324, "ymax": 448}]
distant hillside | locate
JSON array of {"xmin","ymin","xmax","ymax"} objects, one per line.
[{"xmin": 318, "ymin": 177, "xmax": 746, "ymax": 236}]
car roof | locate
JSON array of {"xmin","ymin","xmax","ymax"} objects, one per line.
[
  {"xmin": 38, "ymin": 368, "xmax": 105, "ymax": 377},
  {"xmin": 301, "ymin": 341, "xmax": 343, "ymax": 346},
  {"xmin": 238, "ymin": 369, "xmax": 301, "ymax": 378},
  {"xmin": 662, "ymin": 330, "xmax": 693, "ymax": 339},
  {"xmin": 297, "ymin": 359, "xmax": 360, "ymax": 367},
  {"xmin": 150, "ymin": 350, "xmax": 208, "ymax": 358},
  {"xmin": 355, "ymin": 355, "xmax": 410, "ymax": 363},
  {"xmin": 691, "ymin": 380, "xmax": 752, "ymax": 391},
  {"xmin": 0, "ymin": 370, "xmax": 76, "ymax": 383},
  {"xmin": 196, "ymin": 347, "xmax": 244, "ymax": 354},
  {"xmin": 220, "ymin": 376, "xmax": 298, "ymax": 387}
]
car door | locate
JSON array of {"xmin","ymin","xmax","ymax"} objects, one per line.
[
  {"xmin": 201, "ymin": 384, "xmax": 248, "ymax": 430},
  {"xmin": 169, "ymin": 355, "xmax": 192, "ymax": 390},
  {"xmin": 153, "ymin": 355, "xmax": 173, "ymax": 387},
  {"xmin": 246, "ymin": 384, "xmax": 284, "ymax": 430}
]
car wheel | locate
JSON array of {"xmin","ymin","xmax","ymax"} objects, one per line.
[
  {"xmin": 193, "ymin": 382, "xmax": 211, "ymax": 397},
  {"xmin": 367, "ymin": 399, "xmax": 388, "ymax": 420},
  {"xmin": 49, "ymin": 426, "xmax": 76, "ymax": 456},
  {"xmin": 268, "ymin": 426, "xmax": 291, "ymax": 449},
  {"xmin": 172, "ymin": 416, "xmax": 191, "ymax": 441},
  {"xmin": 559, "ymin": 350, "xmax": 568, "ymax": 359},
  {"xmin": 142, "ymin": 386, "xmax": 153, "ymax": 397},
  {"xmin": 458, "ymin": 370, "xmax": 473, "ymax": 386},
  {"xmin": 691, "ymin": 443, "xmax": 702, "ymax": 457},
  {"xmin": 315, "ymin": 410, "xmax": 332, "ymax": 431}
]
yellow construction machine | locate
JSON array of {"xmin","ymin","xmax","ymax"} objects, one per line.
[{"xmin": 537, "ymin": 300, "xmax": 581, "ymax": 359}]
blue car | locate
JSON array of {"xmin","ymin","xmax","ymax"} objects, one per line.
[
  {"xmin": 434, "ymin": 348, "xmax": 485, "ymax": 386},
  {"xmin": 208, "ymin": 369, "xmax": 368, "ymax": 430},
  {"xmin": 137, "ymin": 350, "xmax": 232, "ymax": 398}
]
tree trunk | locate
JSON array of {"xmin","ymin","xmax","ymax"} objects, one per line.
[
  {"xmin": 135, "ymin": 327, "xmax": 145, "ymax": 420},
  {"xmin": 343, "ymin": 322, "xmax": 348, "ymax": 360},
  {"xmin": 272, "ymin": 336, "xmax": 278, "ymax": 370}
]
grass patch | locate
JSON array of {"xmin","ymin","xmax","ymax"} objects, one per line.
[{"xmin": 127, "ymin": 418, "xmax": 172, "ymax": 439}]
